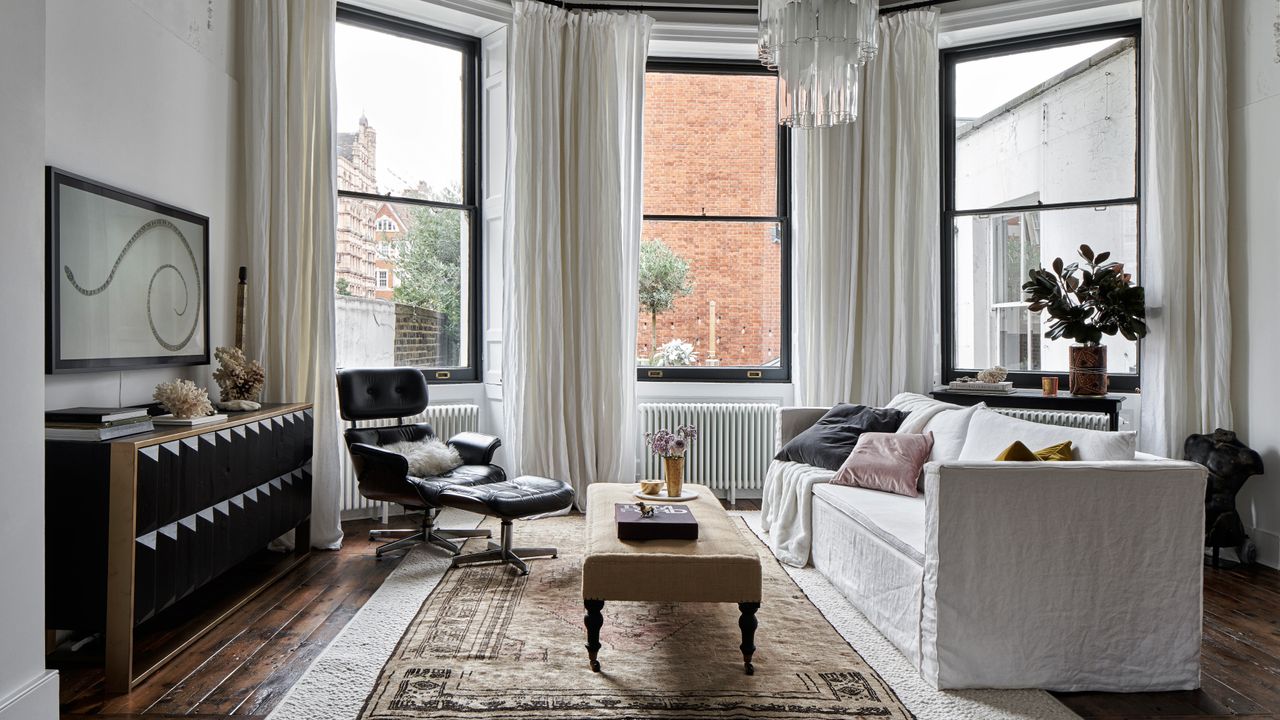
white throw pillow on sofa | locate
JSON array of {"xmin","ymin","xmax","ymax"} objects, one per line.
[
  {"xmin": 957, "ymin": 407, "xmax": 1137, "ymax": 461},
  {"xmin": 921, "ymin": 403, "xmax": 986, "ymax": 462},
  {"xmin": 886, "ymin": 392, "xmax": 984, "ymax": 462}
]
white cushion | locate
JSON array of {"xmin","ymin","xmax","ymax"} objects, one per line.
[
  {"xmin": 920, "ymin": 403, "xmax": 985, "ymax": 462},
  {"xmin": 812, "ymin": 483, "xmax": 926, "ymax": 563},
  {"xmin": 886, "ymin": 392, "xmax": 984, "ymax": 462},
  {"xmin": 957, "ymin": 407, "xmax": 1137, "ymax": 461}
]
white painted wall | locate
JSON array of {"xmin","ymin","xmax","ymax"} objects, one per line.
[
  {"xmin": 1226, "ymin": 0, "xmax": 1280, "ymax": 569},
  {"xmin": 43, "ymin": 0, "xmax": 238, "ymax": 411},
  {"xmin": 335, "ymin": 296, "xmax": 396, "ymax": 368},
  {"xmin": 0, "ymin": 2, "xmax": 58, "ymax": 717}
]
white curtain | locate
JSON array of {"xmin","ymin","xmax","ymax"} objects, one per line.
[
  {"xmin": 503, "ymin": 1, "xmax": 652, "ymax": 508},
  {"xmin": 792, "ymin": 9, "xmax": 940, "ymax": 407},
  {"xmin": 1139, "ymin": 0, "xmax": 1231, "ymax": 456},
  {"xmin": 241, "ymin": 0, "xmax": 344, "ymax": 549}
]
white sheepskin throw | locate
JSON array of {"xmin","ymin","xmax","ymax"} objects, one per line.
[{"xmin": 383, "ymin": 438, "xmax": 463, "ymax": 477}]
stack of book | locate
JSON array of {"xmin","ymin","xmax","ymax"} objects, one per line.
[
  {"xmin": 946, "ymin": 380, "xmax": 1016, "ymax": 395},
  {"xmin": 45, "ymin": 407, "xmax": 155, "ymax": 441}
]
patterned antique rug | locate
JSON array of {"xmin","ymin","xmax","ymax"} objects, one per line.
[{"xmin": 357, "ymin": 515, "xmax": 914, "ymax": 720}]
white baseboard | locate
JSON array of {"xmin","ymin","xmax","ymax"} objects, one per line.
[
  {"xmin": 1243, "ymin": 526, "xmax": 1280, "ymax": 570},
  {"xmin": 0, "ymin": 670, "xmax": 58, "ymax": 720}
]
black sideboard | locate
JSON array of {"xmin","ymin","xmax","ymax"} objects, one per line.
[
  {"xmin": 46, "ymin": 402, "xmax": 313, "ymax": 693},
  {"xmin": 929, "ymin": 388, "xmax": 1126, "ymax": 431}
]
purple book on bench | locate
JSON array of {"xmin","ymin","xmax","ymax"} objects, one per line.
[{"xmin": 615, "ymin": 503, "xmax": 699, "ymax": 541}]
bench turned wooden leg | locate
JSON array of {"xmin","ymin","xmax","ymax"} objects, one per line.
[
  {"xmin": 584, "ymin": 599, "xmax": 604, "ymax": 672},
  {"xmin": 739, "ymin": 602, "xmax": 759, "ymax": 675}
]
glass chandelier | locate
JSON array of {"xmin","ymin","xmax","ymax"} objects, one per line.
[{"xmin": 758, "ymin": 0, "xmax": 879, "ymax": 127}]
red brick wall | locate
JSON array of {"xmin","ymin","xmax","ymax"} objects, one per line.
[{"xmin": 638, "ymin": 72, "xmax": 782, "ymax": 367}]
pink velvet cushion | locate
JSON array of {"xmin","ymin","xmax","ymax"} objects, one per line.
[{"xmin": 832, "ymin": 432, "xmax": 935, "ymax": 497}]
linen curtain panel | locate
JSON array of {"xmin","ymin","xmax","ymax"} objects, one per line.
[
  {"xmin": 241, "ymin": 0, "xmax": 344, "ymax": 548},
  {"xmin": 503, "ymin": 2, "xmax": 652, "ymax": 508},
  {"xmin": 1139, "ymin": 0, "xmax": 1231, "ymax": 456},
  {"xmin": 792, "ymin": 9, "xmax": 940, "ymax": 407}
]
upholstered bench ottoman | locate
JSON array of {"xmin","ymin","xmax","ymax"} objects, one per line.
[
  {"xmin": 582, "ymin": 482, "xmax": 763, "ymax": 674},
  {"xmin": 439, "ymin": 475, "xmax": 575, "ymax": 575}
]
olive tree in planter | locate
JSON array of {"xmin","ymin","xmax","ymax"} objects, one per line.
[{"xmin": 1022, "ymin": 244, "xmax": 1147, "ymax": 396}]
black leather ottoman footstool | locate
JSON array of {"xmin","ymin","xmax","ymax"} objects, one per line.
[{"xmin": 438, "ymin": 475, "xmax": 575, "ymax": 575}]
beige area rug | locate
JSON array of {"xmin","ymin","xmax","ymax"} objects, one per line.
[{"xmin": 358, "ymin": 514, "xmax": 914, "ymax": 719}]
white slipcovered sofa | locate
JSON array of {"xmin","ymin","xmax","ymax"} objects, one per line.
[{"xmin": 761, "ymin": 393, "xmax": 1207, "ymax": 692}]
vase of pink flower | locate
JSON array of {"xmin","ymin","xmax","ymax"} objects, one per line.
[{"xmin": 645, "ymin": 424, "xmax": 698, "ymax": 498}]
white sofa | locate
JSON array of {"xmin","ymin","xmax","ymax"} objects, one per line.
[{"xmin": 762, "ymin": 394, "xmax": 1207, "ymax": 692}]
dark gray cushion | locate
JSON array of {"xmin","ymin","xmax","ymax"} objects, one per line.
[{"xmin": 774, "ymin": 404, "xmax": 907, "ymax": 471}]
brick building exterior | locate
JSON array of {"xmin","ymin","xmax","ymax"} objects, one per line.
[
  {"xmin": 336, "ymin": 116, "xmax": 379, "ymax": 298},
  {"xmin": 639, "ymin": 72, "xmax": 783, "ymax": 367}
]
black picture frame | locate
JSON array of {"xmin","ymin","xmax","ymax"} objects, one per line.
[{"xmin": 46, "ymin": 167, "xmax": 211, "ymax": 374}]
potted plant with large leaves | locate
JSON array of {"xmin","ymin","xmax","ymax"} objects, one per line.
[{"xmin": 1022, "ymin": 244, "xmax": 1147, "ymax": 396}]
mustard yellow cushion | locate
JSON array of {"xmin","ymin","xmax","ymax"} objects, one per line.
[
  {"xmin": 995, "ymin": 440, "xmax": 1074, "ymax": 462},
  {"xmin": 1035, "ymin": 441, "xmax": 1074, "ymax": 461}
]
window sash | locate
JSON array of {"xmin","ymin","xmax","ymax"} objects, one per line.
[
  {"xmin": 940, "ymin": 21, "xmax": 1142, "ymax": 393},
  {"xmin": 335, "ymin": 4, "xmax": 481, "ymax": 382},
  {"xmin": 637, "ymin": 59, "xmax": 791, "ymax": 383}
]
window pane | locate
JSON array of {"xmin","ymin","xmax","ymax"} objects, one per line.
[
  {"xmin": 637, "ymin": 221, "xmax": 782, "ymax": 368},
  {"xmin": 951, "ymin": 204, "xmax": 1138, "ymax": 374},
  {"xmin": 954, "ymin": 36, "xmax": 1136, "ymax": 209},
  {"xmin": 336, "ymin": 199, "xmax": 470, "ymax": 369},
  {"xmin": 643, "ymin": 72, "xmax": 778, "ymax": 217},
  {"xmin": 336, "ymin": 22, "xmax": 463, "ymax": 195}
]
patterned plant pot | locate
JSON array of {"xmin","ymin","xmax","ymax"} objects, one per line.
[
  {"xmin": 1069, "ymin": 344, "xmax": 1108, "ymax": 396},
  {"xmin": 663, "ymin": 456, "xmax": 685, "ymax": 498}
]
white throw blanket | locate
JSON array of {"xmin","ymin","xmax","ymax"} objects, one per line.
[{"xmin": 760, "ymin": 460, "xmax": 836, "ymax": 567}]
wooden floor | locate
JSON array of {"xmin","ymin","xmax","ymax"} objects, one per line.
[{"xmin": 54, "ymin": 505, "xmax": 1280, "ymax": 720}]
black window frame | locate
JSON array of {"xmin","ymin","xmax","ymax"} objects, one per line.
[
  {"xmin": 335, "ymin": 4, "xmax": 482, "ymax": 383},
  {"xmin": 940, "ymin": 21, "xmax": 1142, "ymax": 393},
  {"xmin": 638, "ymin": 58, "xmax": 792, "ymax": 383}
]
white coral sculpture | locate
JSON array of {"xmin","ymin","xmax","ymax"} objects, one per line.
[
  {"xmin": 154, "ymin": 379, "xmax": 214, "ymax": 419},
  {"xmin": 977, "ymin": 366, "xmax": 1009, "ymax": 383},
  {"xmin": 212, "ymin": 346, "xmax": 265, "ymax": 402}
]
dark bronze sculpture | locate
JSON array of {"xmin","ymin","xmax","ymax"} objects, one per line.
[{"xmin": 1184, "ymin": 429, "xmax": 1264, "ymax": 566}]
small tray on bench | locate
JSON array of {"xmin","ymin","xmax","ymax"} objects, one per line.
[{"xmin": 615, "ymin": 502, "xmax": 699, "ymax": 540}]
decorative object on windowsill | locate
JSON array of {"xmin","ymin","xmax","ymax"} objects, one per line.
[
  {"xmin": 758, "ymin": 0, "xmax": 878, "ymax": 127},
  {"xmin": 1186, "ymin": 429, "xmax": 1265, "ymax": 567},
  {"xmin": 976, "ymin": 366, "xmax": 1008, "ymax": 384},
  {"xmin": 212, "ymin": 345, "xmax": 265, "ymax": 411},
  {"xmin": 645, "ymin": 424, "xmax": 699, "ymax": 499},
  {"xmin": 947, "ymin": 375, "xmax": 1014, "ymax": 394},
  {"xmin": 652, "ymin": 339, "xmax": 698, "ymax": 367},
  {"xmin": 1023, "ymin": 244, "xmax": 1148, "ymax": 396},
  {"xmin": 152, "ymin": 378, "xmax": 218, "ymax": 424},
  {"xmin": 1042, "ymin": 376, "xmax": 1059, "ymax": 397}
]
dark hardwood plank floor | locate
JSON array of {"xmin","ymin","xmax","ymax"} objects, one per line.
[{"xmin": 55, "ymin": 505, "xmax": 1280, "ymax": 719}]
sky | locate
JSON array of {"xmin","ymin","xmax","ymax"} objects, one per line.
[
  {"xmin": 335, "ymin": 22, "xmax": 464, "ymax": 194},
  {"xmin": 954, "ymin": 38, "xmax": 1122, "ymax": 119}
]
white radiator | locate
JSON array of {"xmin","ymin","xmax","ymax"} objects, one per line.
[
  {"xmin": 339, "ymin": 403, "xmax": 481, "ymax": 519},
  {"xmin": 994, "ymin": 408, "xmax": 1110, "ymax": 431},
  {"xmin": 638, "ymin": 403, "xmax": 778, "ymax": 504}
]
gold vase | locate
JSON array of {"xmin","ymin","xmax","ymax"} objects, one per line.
[{"xmin": 663, "ymin": 456, "xmax": 685, "ymax": 498}]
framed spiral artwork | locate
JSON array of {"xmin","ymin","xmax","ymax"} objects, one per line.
[{"xmin": 46, "ymin": 167, "xmax": 210, "ymax": 373}]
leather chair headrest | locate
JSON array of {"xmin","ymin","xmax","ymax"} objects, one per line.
[{"xmin": 336, "ymin": 368, "xmax": 430, "ymax": 421}]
